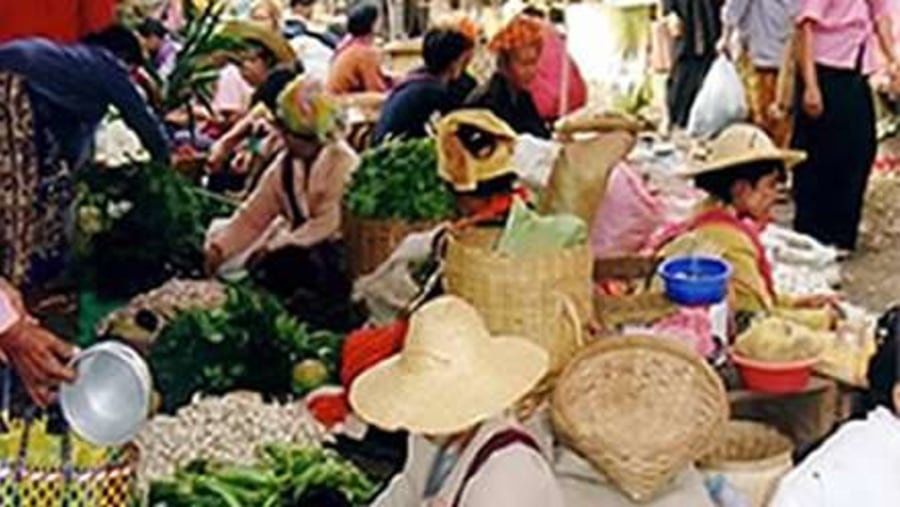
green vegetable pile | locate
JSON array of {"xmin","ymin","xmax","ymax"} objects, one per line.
[
  {"xmin": 344, "ymin": 138, "xmax": 455, "ymax": 221},
  {"xmin": 150, "ymin": 283, "xmax": 343, "ymax": 413},
  {"xmin": 73, "ymin": 162, "xmax": 234, "ymax": 299},
  {"xmin": 149, "ymin": 443, "xmax": 377, "ymax": 507}
]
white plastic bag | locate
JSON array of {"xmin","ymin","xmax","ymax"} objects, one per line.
[
  {"xmin": 514, "ymin": 134, "xmax": 562, "ymax": 189},
  {"xmin": 687, "ymin": 56, "xmax": 748, "ymax": 138}
]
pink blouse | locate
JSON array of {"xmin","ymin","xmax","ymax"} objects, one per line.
[{"xmin": 797, "ymin": 0, "xmax": 891, "ymax": 74}]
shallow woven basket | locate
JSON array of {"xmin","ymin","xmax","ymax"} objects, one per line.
[
  {"xmin": 552, "ymin": 335, "xmax": 729, "ymax": 502},
  {"xmin": 443, "ymin": 227, "xmax": 593, "ymax": 375},
  {"xmin": 342, "ymin": 212, "xmax": 440, "ymax": 278},
  {"xmin": 698, "ymin": 420, "xmax": 794, "ymax": 507}
]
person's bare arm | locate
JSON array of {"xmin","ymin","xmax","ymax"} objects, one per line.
[
  {"xmin": 874, "ymin": 16, "xmax": 899, "ymax": 79},
  {"xmin": 797, "ymin": 20, "xmax": 823, "ymax": 117}
]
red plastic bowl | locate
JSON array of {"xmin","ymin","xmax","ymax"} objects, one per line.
[{"xmin": 732, "ymin": 354, "xmax": 819, "ymax": 394}]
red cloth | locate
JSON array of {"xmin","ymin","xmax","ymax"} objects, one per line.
[
  {"xmin": 340, "ymin": 320, "xmax": 409, "ymax": 388},
  {"xmin": 527, "ymin": 22, "xmax": 587, "ymax": 121},
  {"xmin": 0, "ymin": 0, "xmax": 116, "ymax": 44}
]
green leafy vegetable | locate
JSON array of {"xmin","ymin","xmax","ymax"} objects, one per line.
[
  {"xmin": 344, "ymin": 138, "xmax": 455, "ymax": 221},
  {"xmin": 149, "ymin": 283, "xmax": 343, "ymax": 413}
]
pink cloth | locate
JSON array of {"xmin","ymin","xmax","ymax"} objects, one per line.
[
  {"xmin": 212, "ymin": 64, "xmax": 254, "ymax": 115},
  {"xmin": 590, "ymin": 164, "xmax": 665, "ymax": 257},
  {"xmin": 796, "ymin": 0, "xmax": 890, "ymax": 74},
  {"xmin": 651, "ymin": 307, "xmax": 717, "ymax": 358},
  {"xmin": 527, "ymin": 22, "xmax": 587, "ymax": 121}
]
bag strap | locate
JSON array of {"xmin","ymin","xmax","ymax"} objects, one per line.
[
  {"xmin": 451, "ymin": 429, "xmax": 541, "ymax": 507},
  {"xmin": 280, "ymin": 153, "xmax": 307, "ymax": 229}
]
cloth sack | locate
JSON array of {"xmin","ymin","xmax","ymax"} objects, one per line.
[
  {"xmin": 590, "ymin": 163, "xmax": 665, "ymax": 257},
  {"xmin": 687, "ymin": 56, "xmax": 748, "ymax": 138},
  {"xmin": 540, "ymin": 131, "xmax": 636, "ymax": 224}
]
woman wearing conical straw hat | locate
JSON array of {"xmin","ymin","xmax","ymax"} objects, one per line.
[{"xmin": 353, "ymin": 295, "xmax": 564, "ymax": 507}]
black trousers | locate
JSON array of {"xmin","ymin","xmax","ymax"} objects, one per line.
[
  {"xmin": 667, "ymin": 54, "xmax": 716, "ymax": 128},
  {"xmin": 792, "ymin": 65, "xmax": 876, "ymax": 250}
]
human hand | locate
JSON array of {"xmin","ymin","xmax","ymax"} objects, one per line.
[
  {"xmin": 715, "ymin": 37, "xmax": 731, "ymax": 59},
  {"xmin": 204, "ymin": 243, "xmax": 226, "ymax": 277},
  {"xmin": 0, "ymin": 322, "xmax": 76, "ymax": 407},
  {"xmin": 803, "ymin": 85, "xmax": 824, "ymax": 118},
  {"xmin": 207, "ymin": 141, "xmax": 230, "ymax": 174}
]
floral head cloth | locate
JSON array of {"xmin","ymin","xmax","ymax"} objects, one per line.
[
  {"xmin": 276, "ymin": 76, "xmax": 343, "ymax": 140},
  {"xmin": 487, "ymin": 14, "xmax": 544, "ymax": 53}
]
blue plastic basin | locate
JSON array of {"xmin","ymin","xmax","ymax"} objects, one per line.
[{"xmin": 658, "ymin": 256, "xmax": 732, "ymax": 306}]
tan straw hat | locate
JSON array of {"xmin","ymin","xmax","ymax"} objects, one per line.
[
  {"xmin": 682, "ymin": 123, "xmax": 806, "ymax": 178},
  {"xmin": 349, "ymin": 295, "xmax": 549, "ymax": 435},
  {"xmin": 221, "ymin": 20, "xmax": 297, "ymax": 64}
]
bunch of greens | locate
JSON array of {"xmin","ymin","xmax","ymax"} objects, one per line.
[
  {"xmin": 150, "ymin": 283, "xmax": 343, "ymax": 413},
  {"xmin": 149, "ymin": 443, "xmax": 377, "ymax": 507},
  {"xmin": 344, "ymin": 138, "xmax": 455, "ymax": 221},
  {"xmin": 73, "ymin": 162, "xmax": 234, "ymax": 299}
]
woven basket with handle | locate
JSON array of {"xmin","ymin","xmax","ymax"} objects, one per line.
[
  {"xmin": 342, "ymin": 212, "xmax": 440, "ymax": 278},
  {"xmin": 698, "ymin": 420, "xmax": 794, "ymax": 507},
  {"xmin": 552, "ymin": 335, "xmax": 729, "ymax": 502},
  {"xmin": 442, "ymin": 227, "xmax": 592, "ymax": 375}
]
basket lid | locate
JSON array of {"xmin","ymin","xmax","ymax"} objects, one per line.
[
  {"xmin": 552, "ymin": 335, "xmax": 728, "ymax": 502},
  {"xmin": 698, "ymin": 420, "xmax": 793, "ymax": 470}
]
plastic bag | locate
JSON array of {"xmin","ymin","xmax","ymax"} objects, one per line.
[
  {"xmin": 590, "ymin": 163, "xmax": 666, "ymax": 257},
  {"xmin": 497, "ymin": 197, "xmax": 587, "ymax": 255},
  {"xmin": 513, "ymin": 134, "xmax": 562, "ymax": 189},
  {"xmin": 687, "ymin": 56, "xmax": 748, "ymax": 138}
]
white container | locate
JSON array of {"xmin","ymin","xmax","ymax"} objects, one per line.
[{"xmin": 60, "ymin": 341, "xmax": 152, "ymax": 446}]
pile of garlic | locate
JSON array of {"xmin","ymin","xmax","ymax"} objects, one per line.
[
  {"xmin": 136, "ymin": 391, "xmax": 325, "ymax": 483},
  {"xmin": 761, "ymin": 224, "xmax": 841, "ymax": 296}
]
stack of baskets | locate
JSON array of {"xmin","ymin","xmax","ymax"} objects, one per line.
[
  {"xmin": 443, "ymin": 227, "xmax": 593, "ymax": 376},
  {"xmin": 552, "ymin": 336, "xmax": 729, "ymax": 502},
  {"xmin": 698, "ymin": 420, "xmax": 794, "ymax": 507}
]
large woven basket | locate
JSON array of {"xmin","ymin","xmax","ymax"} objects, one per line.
[
  {"xmin": 342, "ymin": 212, "xmax": 440, "ymax": 278},
  {"xmin": 552, "ymin": 335, "xmax": 729, "ymax": 502},
  {"xmin": 443, "ymin": 227, "xmax": 593, "ymax": 375},
  {"xmin": 698, "ymin": 420, "xmax": 794, "ymax": 507}
]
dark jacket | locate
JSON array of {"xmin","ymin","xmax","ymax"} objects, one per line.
[
  {"xmin": 465, "ymin": 73, "xmax": 550, "ymax": 139},
  {"xmin": 372, "ymin": 70, "xmax": 457, "ymax": 145}
]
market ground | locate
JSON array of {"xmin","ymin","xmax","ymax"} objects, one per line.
[{"xmin": 843, "ymin": 241, "xmax": 900, "ymax": 311}]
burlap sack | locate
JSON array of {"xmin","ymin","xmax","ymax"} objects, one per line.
[{"xmin": 539, "ymin": 131, "xmax": 637, "ymax": 225}]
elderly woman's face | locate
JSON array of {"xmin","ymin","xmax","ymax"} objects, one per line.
[{"xmin": 504, "ymin": 44, "xmax": 541, "ymax": 89}]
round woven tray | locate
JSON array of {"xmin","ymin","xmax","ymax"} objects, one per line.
[
  {"xmin": 552, "ymin": 335, "xmax": 728, "ymax": 502},
  {"xmin": 698, "ymin": 420, "xmax": 793, "ymax": 507}
]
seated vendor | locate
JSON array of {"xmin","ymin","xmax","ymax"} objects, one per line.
[
  {"xmin": 326, "ymin": 2, "xmax": 390, "ymax": 95},
  {"xmin": 651, "ymin": 123, "xmax": 833, "ymax": 327},
  {"xmin": 371, "ymin": 26, "xmax": 474, "ymax": 145},
  {"xmin": 205, "ymin": 75, "xmax": 359, "ymax": 329},
  {"xmin": 770, "ymin": 310, "xmax": 900, "ymax": 507},
  {"xmin": 353, "ymin": 295, "xmax": 564, "ymax": 507},
  {"xmin": 465, "ymin": 14, "xmax": 550, "ymax": 139}
]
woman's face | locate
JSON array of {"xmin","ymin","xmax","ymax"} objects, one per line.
[
  {"xmin": 239, "ymin": 49, "xmax": 270, "ymax": 87},
  {"xmin": 732, "ymin": 171, "xmax": 783, "ymax": 221},
  {"xmin": 282, "ymin": 129, "xmax": 324, "ymax": 160},
  {"xmin": 503, "ymin": 44, "xmax": 542, "ymax": 89}
]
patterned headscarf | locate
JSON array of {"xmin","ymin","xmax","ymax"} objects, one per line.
[
  {"xmin": 488, "ymin": 14, "xmax": 544, "ymax": 53},
  {"xmin": 276, "ymin": 76, "xmax": 343, "ymax": 141}
]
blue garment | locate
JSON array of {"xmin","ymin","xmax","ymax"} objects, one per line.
[
  {"xmin": 372, "ymin": 70, "xmax": 457, "ymax": 146},
  {"xmin": 0, "ymin": 38, "xmax": 170, "ymax": 168}
]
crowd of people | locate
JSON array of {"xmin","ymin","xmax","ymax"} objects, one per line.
[{"xmin": 0, "ymin": 0, "xmax": 898, "ymax": 505}]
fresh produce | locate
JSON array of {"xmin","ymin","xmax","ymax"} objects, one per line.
[
  {"xmin": 149, "ymin": 283, "xmax": 343, "ymax": 412},
  {"xmin": 73, "ymin": 162, "xmax": 235, "ymax": 298},
  {"xmin": 96, "ymin": 279, "xmax": 228, "ymax": 351},
  {"xmin": 734, "ymin": 317, "xmax": 827, "ymax": 362},
  {"xmin": 344, "ymin": 138, "xmax": 456, "ymax": 221},
  {"xmin": 137, "ymin": 392, "xmax": 323, "ymax": 483},
  {"xmin": 149, "ymin": 443, "xmax": 377, "ymax": 506}
]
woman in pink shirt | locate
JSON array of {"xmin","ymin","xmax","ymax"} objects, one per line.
[{"xmin": 792, "ymin": 0, "xmax": 899, "ymax": 251}]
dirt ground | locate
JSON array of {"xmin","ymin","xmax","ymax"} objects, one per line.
[{"xmin": 842, "ymin": 241, "xmax": 900, "ymax": 311}]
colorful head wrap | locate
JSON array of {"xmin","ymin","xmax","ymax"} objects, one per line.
[
  {"xmin": 276, "ymin": 76, "xmax": 343, "ymax": 141},
  {"xmin": 488, "ymin": 14, "xmax": 544, "ymax": 53}
]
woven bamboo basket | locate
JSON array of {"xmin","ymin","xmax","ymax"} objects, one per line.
[
  {"xmin": 342, "ymin": 212, "xmax": 440, "ymax": 278},
  {"xmin": 698, "ymin": 420, "xmax": 794, "ymax": 507},
  {"xmin": 552, "ymin": 335, "xmax": 729, "ymax": 503},
  {"xmin": 443, "ymin": 227, "xmax": 593, "ymax": 375}
]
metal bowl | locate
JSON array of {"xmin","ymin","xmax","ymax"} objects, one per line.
[{"xmin": 60, "ymin": 341, "xmax": 152, "ymax": 446}]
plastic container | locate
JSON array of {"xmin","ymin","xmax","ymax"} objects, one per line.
[
  {"xmin": 731, "ymin": 354, "xmax": 817, "ymax": 394},
  {"xmin": 60, "ymin": 341, "xmax": 152, "ymax": 446},
  {"xmin": 658, "ymin": 256, "xmax": 732, "ymax": 306}
]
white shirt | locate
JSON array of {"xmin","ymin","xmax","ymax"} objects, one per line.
[
  {"xmin": 290, "ymin": 34, "xmax": 334, "ymax": 83},
  {"xmin": 771, "ymin": 407, "xmax": 900, "ymax": 507},
  {"xmin": 371, "ymin": 416, "xmax": 565, "ymax": 507}
]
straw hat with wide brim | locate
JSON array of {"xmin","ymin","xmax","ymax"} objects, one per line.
[
  {"xmin": 220, "ymin": 20, "xmax": 297, "ymax": 64},
  {"xmin": 681, "ymin": 123, "xmax": 806, "ymax": 178},
  {"xmin": 349, "ymin": 295, "xmax": 549, "ymax": 435}
]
